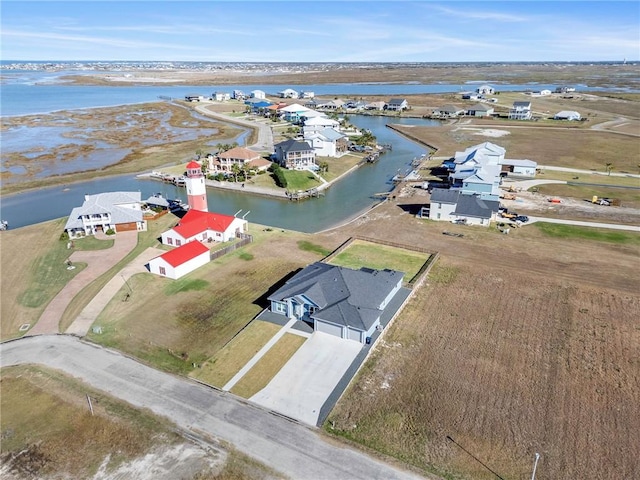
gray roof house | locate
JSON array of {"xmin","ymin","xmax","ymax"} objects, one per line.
[
  {"xmin": 428, "ymin": 188, "xmax": 498, "ymax": 226},
  {"xmin": 267, "ymin": 262, "xmax": 405, "ymax": 343},
  {"xmin": 509, "ymin": 101, "xmax": 532, "ymax": 120},
  {"xmin": 386, "ymin": 98, "xmax": 409, "ymax": 111},
  {"xmin": 274, "ymin": 139, "xmax": 316, "ymax": 170},
  {"xmin": 64, "ymin": 191, "xmax": 146, "ymax": 239}
]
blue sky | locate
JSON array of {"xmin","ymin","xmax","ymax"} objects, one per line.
[{"xmin": 2, "ymin": 1, "xmax": 639, "ymax": 62}]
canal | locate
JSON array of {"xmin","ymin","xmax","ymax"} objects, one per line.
[{"xmin": 1, "ymin": 115, "xmax": 439, "ymax": 233}]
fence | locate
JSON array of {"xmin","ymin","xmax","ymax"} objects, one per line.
[{"xmin": 210, "ymin": 233, "xmax": 253, "ymax": 261}]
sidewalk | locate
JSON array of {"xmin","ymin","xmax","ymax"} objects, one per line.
[
  {"xmin": 28, "ymin": 231, "xmax": 138, "ymax": 336},
  {"xmin": 66, "ymin": 246, "xmax": 165, "ymax": 336}
]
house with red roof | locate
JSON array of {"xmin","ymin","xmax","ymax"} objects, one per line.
[
  {"xmin": 147, "ymin": 240, "xmax": 210, "ymax": 280},
  {"xmin": 160, "ymin": 209, "xmax": 248, "ymax": 247}
]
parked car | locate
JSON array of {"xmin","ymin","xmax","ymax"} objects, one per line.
[{"xmin": 515, "ymin": 215, "xmax": 529, "ymax": 223}]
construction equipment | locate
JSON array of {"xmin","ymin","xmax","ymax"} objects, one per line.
[{"xmin": 592, "ymin": 196, "xmax": 621, "ymax": 206}]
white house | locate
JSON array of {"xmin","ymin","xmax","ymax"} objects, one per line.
[
  {"xmin": 147, "ymin": 240, "xmax": 211, "ymax": 280},
  {"xmin": 500, "ymin": 159, "xmax": 538, "ymax": 177},
  {"xmin": 365, "ymin": 101, "xmax": 386, "ymax": 111},
  {"xmin": 279, "ymin": 88, "xmax": 299, "ymax": 99},
  {"xmin": 386, "ymin": 98, "xmax": 409, "ymax": 111},
  {"xmin": 509, "ymin": 101, "xmax": 532, "ymax": 120},
  {"xmin": 161, "ymin": 209, "xmax": 248, "ymax": 247},
  {"xmin": 302, "ymin": 116, "xmax": 340, "ymax": 136},
  {"xmin": 250, "ymin": 90, "xmax": 266, "ymax": 99},
  {"xmin": 554, "ymin": 110, "xmax": 582, "ymax": 121},
  {"xmin": 304, "ymin": 128, "xmax": 348, "ymax": 157},
  {"xmin": 476, "ymin": 85, "xmax": 495, "ymax": 95},
  {"xmin": 213, "ymin": 92, "xmax": 230, "ymax": 102},
  {"xmin": 64, "ymin": 191, "xmax": 146, "ymax": 239},
  {"xmin": 299, "ymin": 91, "xmax": 315, "ymax": 99},
  {"xmin": 429, "ymin": 189, "xmax": 499, "ymax": 226}
]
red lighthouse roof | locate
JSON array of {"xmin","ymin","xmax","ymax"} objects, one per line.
[{"xmin": 186, "ymin": 161, "xmax": 201, "ymax": 170}]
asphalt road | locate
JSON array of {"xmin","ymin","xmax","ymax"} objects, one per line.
[{"xmin": 0, "ymin": 335, "xmax": 429, "ymax": 480}]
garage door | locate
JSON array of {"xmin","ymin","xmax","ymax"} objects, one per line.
[
  {"xmin": 316, "ymin": 320, "xmax": 343, "ymax": 338},
  {"xmin": 348, "ymin": 328, "xmax": 362, "ymax": 343},
  {"xmin": 116, "ymin": 222, "xmax": 137, "ymax": 232}
]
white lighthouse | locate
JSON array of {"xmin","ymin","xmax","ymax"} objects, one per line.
[{"xmin": 185, "ymin": 161, "xmax": 208, "ymax": 212}]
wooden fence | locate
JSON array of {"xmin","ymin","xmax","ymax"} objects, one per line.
[{"xmin": 210, "ymin": 233, "xmax": 253, "ymax": 261}]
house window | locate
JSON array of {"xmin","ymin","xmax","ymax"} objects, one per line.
[
  {"xmin": 176, "ymin": 239, "xmax": 181, "ymax": 246},
  {"xmin": 167, "ymin": 238, "xmax": 173, "ymax": 245},
  {"xmin": 159, "ymin": 266, "xmax": 166, "ymax": 276},
  {"xmin": 272, "ymin": 301, "xmax": 287, "ymax": 314}
]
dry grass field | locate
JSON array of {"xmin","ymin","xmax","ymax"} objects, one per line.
[
  {"xmin": 320, "ymin": 200, "xmax": 640, "ymax": 479},
  {"xmin": 327, "ymin": 256, "xmax": 640, "ymax": 479}
]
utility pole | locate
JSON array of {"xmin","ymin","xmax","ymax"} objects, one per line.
[{"xmin": 531, "ymin": 452, "xmax": 540, "ymax": 480}]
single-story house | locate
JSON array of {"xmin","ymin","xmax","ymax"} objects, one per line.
[
  {"xmin": 530, "ymin": 89, "xmax": 552, "ymax": 97},
  {"xmin": 365, "ymin": 101, "xmax": 386, "ymax": 111},
  {"xmin": 145, "ymin": 194, "xmax": 170, "ymax": 210},
  {"xmin": 147, "ymin": 240, "xmax": 210, "ymax": 280},
  {"xmin": 555, "ymin": 86, "xmax": 576, "ymax": 94},
  {"xmin": 317, "ymin": 99, "xmax": 345, "ymax": 110},
  {"xmin": 299, "ymin": 91, "xmax": 315, "ymax": 99},
  {"xmin": 267, "ymin": 262, "xmax": 405, "ymax": 343},
  {"xmin": 500, "ymin": 159, "xmax": 537, "ymax": 177},
  {"xmin": 209, "ymin": 146, "xmax": 270, "ymax": 173},
  {"xmin": 386, "ymin": 98, "xmax": 409, "ymax": 111},
  {"xmin": 554, "ymin": 110, "xmax": 582, "ymax": 121},
  {"xmin": 185, "ymin": 94, "xmax": 205, "ymax": 102},
  {"xmin": 273, "ymin": 139, "xmax": 316, "ymax": 170},
  {"xmin": 461, "ymin": 92, "xmax": 479, "ymax": 100},
  {"xmin": 64, "ymin": 191, "xmax": 146, "ymax": 239},
  {"xmin": 467, "ymin": 104, "xmax": 495, "ymax": 117},
  {"xmin": 433, "ymin": 104, "xmax": 465, "ymax": 118},
  {"xmin": 509, "ymin": 101, "xmax": 532, "ymax": 120},
  {"xmin": 161, "ymin": 209, "xmax": 248, "ymax": 246}
]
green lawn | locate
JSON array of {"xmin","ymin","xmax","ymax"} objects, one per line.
[
  {"xmin": 230, "ymin": 333, "xmax": 307, "ymax": 398},
  {"xmin": 328, "ymin": 239, "xmax": 430, "ymax": 282},
  {"xmin": 192, "ymin": 320, "xmax": 282, "ymax": 387},
  {"xmin": 534, "ymin": 222, "xmax": 640, "ymax": 245},
  {"xmin": 282, "ymin": 169, "xmax": 322, "ymax": 191}
]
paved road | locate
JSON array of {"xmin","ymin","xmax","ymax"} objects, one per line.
[
  {"xmin": 0, "ymin": 335, "xmax": 430, "ymax": 480},
  {"xmin": 526, "ymin": 216, "xmax": 640, "ymax": 231}
]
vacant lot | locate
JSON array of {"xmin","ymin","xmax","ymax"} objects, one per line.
[
  {"xmin": 86, "ymin": 227, "xmax": 336, "ymax": 375},
  {"xmin": 327, "ymin": 256, "xmax": 640, "ymax": 479},
  {"xmin": 328, "ymin": 238, "xmax": 430, "ymax": 283}
]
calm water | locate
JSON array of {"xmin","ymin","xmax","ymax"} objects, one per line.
[
  {"xmin": 1, "ymin": 114, "xmax": 439, "ymax": 232},
  {"xmin": 0, "ymin": 69, "xmax": 588, "ymax": 117}
]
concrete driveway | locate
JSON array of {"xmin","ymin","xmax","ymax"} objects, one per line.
[{"xmin": 250, "ymin": 332, "xmax": 362, "ymax": 426}]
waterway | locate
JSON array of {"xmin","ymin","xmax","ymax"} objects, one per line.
[{"xmin": 1, "ymin": 114, "xmax": 439, "ymax": 233}]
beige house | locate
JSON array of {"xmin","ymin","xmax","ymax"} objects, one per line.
[{"xmin": 208, "ymin": 146, "xmax": 271, "ymax": 173}]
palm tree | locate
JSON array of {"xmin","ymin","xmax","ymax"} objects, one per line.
[{"xmin": 605, "ymin": 162, "xmax": 613, "ymax": 176}]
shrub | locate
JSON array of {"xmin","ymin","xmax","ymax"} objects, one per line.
[
  {"xmin": 59, "ymin": 231, "xmax": 70, "ymax": 241},
  {"xmin": 271, "ymin": 163, "xmax": 288, "ymax": 188},
  {"xmin": 105, "ymin": 228, "xmax": 116, "ymax": 236}
]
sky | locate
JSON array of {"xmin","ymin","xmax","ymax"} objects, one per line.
[{"xmin": 1, "ymin": 1, "xmax": 639, "ymax": 63}]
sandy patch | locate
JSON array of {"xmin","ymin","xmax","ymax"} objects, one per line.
[{"xmin": 458, "ymin": 127, "xmax": 511, "ymax": 137}]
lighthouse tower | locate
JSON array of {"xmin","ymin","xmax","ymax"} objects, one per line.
[{"xmin": 185, "ymin": 161, "xmax": 208, "ymax": 212}]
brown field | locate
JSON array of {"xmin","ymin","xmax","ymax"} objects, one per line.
[{"xmin": 321, "ymin": 200, "xmax": 640, "ymax": 479}]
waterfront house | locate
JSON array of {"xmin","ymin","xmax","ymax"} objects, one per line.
[
  {"xmin": 209, "ymin": 146, "xmax": 270, "ymax": 174},
  {"xmin": 64, "ymin": 191, "xmax": 146, "ymax": 239},
  {"xmin": 554, "ymin": 110, "xmax": 582, "ymax": 121},
  {"xmin": 213, "ymin": 92, "xmax": 231, "ymax": 102},
  {"xmin": 317, "ymin": 99, "xmax": 345, "ymax": 110},
  {"xmin": 365, "ymin": 101, "xmax": 386, "ymax": 111},
  {"xmin": 304, "ymin": 128, "xmax": 349, "ymax": 157},
  {"xmin": 433, "ymin": 104, "xmax": 465, "ymax": 118},
  {"xmin": 250, "ymin": 90, "xmax": 266, "ymax": 99},
  {"xmin": 279, "ymin": 103, "xmax": 314, "ymax": 123},
  {"xmin": 274, "ymin": 139, "xmax": 317, "ymax": 170},
  {"xmin": 509, "ymin": 101, "xmax": 532, "ymax": 120},
  {"xmin": 147, "ymin": 240, "xmax": 210, "ymax": 280},
  {"xmin": 267, "ymin": 262, "xmax": 405, "ymax": 343},
  {"xmin": 461, "ymin": 92, "xmax": 479, "ymax": 100},
  {"xmin": 185, "ymin": 94, "xmax": 205, "ymax": 102},
  {"xmin": 476, "ymin": 85, "xmax": 495, "ymax": 95},
  {"xmin": 279, "ymin": 88, "xmax": 299, "ymax": 99},
  {"xmin": 466, "ymin": 104, "xmax": 495, "ymax": 117},
  {"xmin": 299, "ymin": 91, "xmax": 315, "ymax": 99},
  {"xmin": 161, "ymin": 209, "xmax": 248, "ymax": 246},
  {"xmin": 302, "ymin": 116, "xmax": 340, "ymax": 136},
  {"xmin": 232, "ymin": 90, "xmax": 246, "ymax": 100},
  {"xmin": 245, "ymin": 98, "xmax": 273, "ymax": 114},
  {"xmin": 385, "ymin": 98, "xmax": 409, "ymax": 111},
  {"xmin": 428, "ymin": 189, "xmax": 498, "ymax": 226}
]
